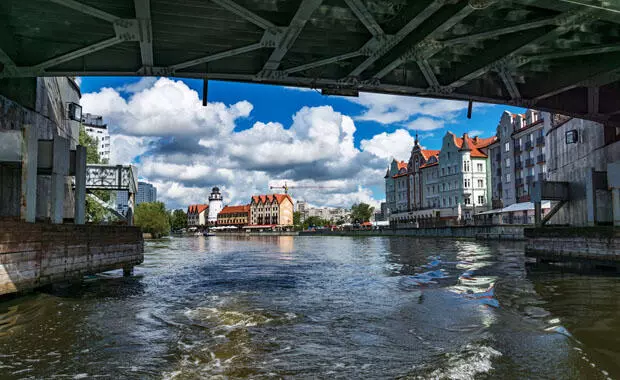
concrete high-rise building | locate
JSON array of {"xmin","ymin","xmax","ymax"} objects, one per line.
[
  {"xmin": 115, "ymin": 190, "xmax": 129, "ymax": 215},
  {"xmin": 207, "ymin": 187, "xmax": 223, "ymax": 225},
  {"xmin": 81, "ymin": 113, "xmax": 110, "ymax": 163},
  {"xmin": 136, "ymin": 182, "xmax": 157, "ymax": 205}
]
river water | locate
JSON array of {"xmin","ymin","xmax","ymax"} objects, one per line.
[{"xmin": 1, "ymin": 236, "xmax": 619, "ymax": 379}]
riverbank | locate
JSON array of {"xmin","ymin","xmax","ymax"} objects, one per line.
[{"xmin": 300, "ymin": 225, "xmax": 525, "ymax": 240}]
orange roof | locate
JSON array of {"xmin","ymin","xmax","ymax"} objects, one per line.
[
  {"xmin": 420, "ymin": 149, "xmax": 440, "ymax": 160},
  {"xmin": 251, "ymin": 194, "xmax": 293, "ymax": 205},
  {"xmin": 393, "ymin": 173, "xmax": 408, "ymax": 178},
  {"xmin": 397, "ymin": 161, "xmax": 407, "ymax": 170},
  {"xmin": 451, "ymin": 133, "xmax": 496, "ymax": 158},
  {"xmin": 219, "ymin": 205, "xmax": 250, "ymax": 215},
  {"xmin": 187, "ymin": 204, "xmax": 208, "ymax": 214}
]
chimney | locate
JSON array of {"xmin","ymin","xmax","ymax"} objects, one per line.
[{"xmin": 460, "ymin": 133, "xmax": 472, "ymax": 151}]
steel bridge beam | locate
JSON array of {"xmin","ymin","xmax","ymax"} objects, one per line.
[
  {"xmin": 49, "ymin": 0, "xmax": 120, "ymax": 22},
  {"xmin": 134, "ymin": 0, "xmax": 154, "ymax": 75},
  {"xmin": 260, "ymin": 0, "xmax": 323, "ymax": 73},
  {"xmin": 344, "ymin": 0, "xmax": 384, "ymax": 37},
  {"xmin": 349, "ymin": 0, "xmax": 446, "ymax": 78},
  {"xmin": 211, "ymin": 0, "xmax": 277, "ymax": 30}
]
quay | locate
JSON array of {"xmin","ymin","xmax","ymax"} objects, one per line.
[{"xmin": 0, "ymin": 219, "xmax": 143, "ymax": 296}]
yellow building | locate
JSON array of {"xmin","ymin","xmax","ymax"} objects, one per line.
[
  {"xmin": 217, "ymin": 205, "xmax": 250, "ymax": 227},
  {"xmin": 249, "ymin": 194, "xmax": 294, "ymax": 227}
]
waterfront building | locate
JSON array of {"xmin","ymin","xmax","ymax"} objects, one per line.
[
  {"xmin": 296, "ymin": 200, "xmax": 308, "ymax": 221},
  {"xmin": 217, "ymin": 205, "xmax": 250, "ymax": 227},
  {"xmin": 307, "ymin": 207, "xmax": 351, "ymax": 223},
  {"xmin": 187, "ymin": 204, "xmax": 208, "ymax": 227},
  {"xmin": 136, "ymin": 181, "xmax": 157, "ymax": 205},
  {"xmin": 249, "ymin": 194, "xmax": 294, "ymax": 227},
  {"xmin": 385, "ymin": 132, "xmax": 495, "ymax": 223},
  {"xmin": 207, "ymin": 187, "xmax": 224, "ymax": 225},
  {"xmin": 81, "ymin": 113, "xmax": 110, "ymax": 162},
  {"xmin": 489, "ymin": 109, "xmax": 546, "ymax": 209}
]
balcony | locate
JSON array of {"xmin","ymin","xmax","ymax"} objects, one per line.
[
  {"xmin": 538, "ymin": 173, "xmax": 545, "ymax": 182},
  {"xmin": 537, "ymin": 154, "xmax": 546, "ymax": 164},
  {"xmin": 536, "ymin": 136, "xmax": 545, "ymax": 146},
  {"xmin": 526, "ymin": 158, "xmax": 534, "ymax": 167},
  {"xmin": 519, "ymin": 195, "xmax": 531, "ymax": 202},
  {"xmin": 526, "ymin": 175, "xmax": 534, "ymax": 184},
  {"xmin": 515, "ymin": 160, "xmax": 523, "ymax": 170},
  {"xmin": 516, "ymin": 178, "xmax": 524, "ymax": 186},
  {"xmin": 525, "ymin": 141, "xmax": 533, "ymax": 150}
]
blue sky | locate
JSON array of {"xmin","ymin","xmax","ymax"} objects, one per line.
[{"xmin": 79, "ymin": 76, "xmax": 525, "ymax": 209}]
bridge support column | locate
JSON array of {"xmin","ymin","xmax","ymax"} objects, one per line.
[
  {"xmin": 608, "ymin": 162, "xmax": 620, "ymax": 227},
  {"xmin": 51, "ymin": 134, "xmax": 69, "ymax": 224},
  {"xmin": 74, "ymin": 145, "xmax": 87, "ymax": 224},
  {"xmin": 585, "ymin": 167, "xmax": 597, "ymax": 226},
  {"xmin": 534, "ymin": 201, "xmax": 542, "ymax": 227},
  {"xmin": 20, "ymin": 124, "xmax": 37, "ymax": 223}
]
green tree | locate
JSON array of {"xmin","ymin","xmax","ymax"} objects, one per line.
[
  {"xmin": 170, "ymin": 209, "xmax": 188, "ymax": 230},
  {"xmin": 293, "ymin": 211, "xmax": 301, "ymax": 226},
  {"xmin": 134, "ymin": 201, "xmax": 171, "ymax": 238},
  {"xmin": 79, "ymin": 125, "xmax": 111, "ymax": 222},
  {"xmin": 302, "ymin": 216, "xmax": 330, "ymax": 229},
  {"xmin": 350, "ymin": 202, "xmax": 374, "ymax": 223}
]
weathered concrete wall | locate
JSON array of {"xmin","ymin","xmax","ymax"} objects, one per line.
[
  {"xmin": 0, "ymin": 220, "xmax": 144, "ymax": 296},
  {"xmin": 524, "ymin": 227, "xmax": 619, "ymax": 262},
  {"xmin": 0, "ymin": 77, "xmax": 81, "ymax": 220},
  {"xmin": 299, "ymin": 225, "xmax": 526, "ymax": 240},
  {"xmin": 543, "ymin": 115, "xmax": 620, "ymax": 225}
]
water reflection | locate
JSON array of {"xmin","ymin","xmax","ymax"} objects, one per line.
[{"xmin": 0, "ymin": 236, "xmax": 617, "ymax": 379}]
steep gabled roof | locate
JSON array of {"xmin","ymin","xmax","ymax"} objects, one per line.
[
  {"xmin": 187, "ymin": 204, "xmax": 209, "ymax": 214},
  {"xmin": 251, "ymin": 194, "xmax": 292, "ymax": 205},
  {"xmin": 451, "ymin": 132, "xmax": 496, "ymax": 158},
  {"xmin": 397, "ymin": 161, "xmax": 407, "ymax": 170},
  {"xmin": 420, "ymin": 150, "xmax": 440, "ymax": 160}
]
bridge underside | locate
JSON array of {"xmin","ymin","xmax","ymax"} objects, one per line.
[{"xmin": 1, "ymin": 0, "xmax": 620, "ymax": 124}]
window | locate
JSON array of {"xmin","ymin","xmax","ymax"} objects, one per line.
[
  {"xmin": 449, "ymin": 197, "xmax": 452, "ymax": 206},
  {"xmin": 442, "ymin": 168, "xmax": 445, "ymax": 176},
  {"xmin": 478, "ymin": 196, "xmax": 485, "ymax": 204},
  {"xmin": 505, "ymin": 158, "xmax": 511, "ymax": 168},
  {"xmin": 464, "ymin": 197, "xmax": 471, "ymax": 205},
  {"xmin": 506, "ymin": 173, "xmax": 511, "ymax": 183},
  {"xmin": 505, "ymin": 142, "xmax": 510, "ymax": 152},
  {"xmin": 477, "ymin": 163, "xmax": 483, "ymax": 172},
  {"xmin": 464, "ymin": 179, "xmax": 471, "ymax": 188},
  {"xmin": 477, "ymin": 179, "xmax": 484, "ymax": 188},
  {"xmin": 463, "ymin": 160, "xmax": 470, "ymax": 172},
  {"xmin": 454, "ymin": 196, "xmax": 458, "ymax": 205}
]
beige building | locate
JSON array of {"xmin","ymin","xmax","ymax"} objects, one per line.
[
  {"xmin": 217, "ymin": 205, "xmax": 250, "ymax": 227},
  {"xmin": 249, "ymin": 194, "xmax": 294, "ymax": 227},
  {"xmin": 187, "ymin": 204, "xmax": 208, "ymax": 227}
]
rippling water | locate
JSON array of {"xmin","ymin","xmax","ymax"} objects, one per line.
[{"xmin": 1, "ymin": 236, "xmax": 619, "ymax": 379}]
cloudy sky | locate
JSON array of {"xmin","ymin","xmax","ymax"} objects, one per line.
[{"xmin": 79, "ymin": 77, "xmax": 525, "ymax": 210}]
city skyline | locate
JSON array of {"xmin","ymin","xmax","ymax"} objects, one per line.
[{"xmin": 78, "ymin": 76, "xmax": 526, "ymax": 210}]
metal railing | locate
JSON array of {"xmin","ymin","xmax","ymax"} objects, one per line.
[
  {"xmin": 514, "ymin": 143, "xmax": 521, "ymax": 153},
  {"xmin": 537, "ymin": 154, "xmax": 545, "ymax": 163},
  {"xmin": 515, "ymin": 160, "xmax": 523, "ymax": 170},
  {"xmin": 536, "ymin": 136, "xmax": 545, "ymax": 146},
  {"xmin": 525, "ymin": 141, "xmax": 533, "ymax": 150},
  {"xmin": 526, "ymin": 158, "xmax": 534, "ymax": 167},
  {"xmin": 526, "ymin": 175, "xmax": 534, "ymax": 184}
]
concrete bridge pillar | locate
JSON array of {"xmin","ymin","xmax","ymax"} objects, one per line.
[
  {"xmin": 608, "ymin": 162, "xmax": 620, "ymax": 227},
  {"xmin": 74, "ymin": 145, "xmax": 86, "ymax": 224},
  {"xmin": 51, "ymin": 134, "xmax": 69, "ymax": 224},
  {"xmin": 20, "ymin": 124, "xmax": 38, "ymax": 223}
]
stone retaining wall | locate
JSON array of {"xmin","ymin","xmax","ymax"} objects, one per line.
[
  {"xmin": 299, "ymin": 225, "xmax": 526, "ymax": 240},
  {"xmin": 0, "ymin": 219, "xmax": 144, "ymax": 296},
  {"xmin": 524, "ymin": 227, "xmax": 619, "ymax": 262}
]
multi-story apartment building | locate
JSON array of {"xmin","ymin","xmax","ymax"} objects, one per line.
[
  {"xmin": 384, "ymin": 159, "xmax": 406, "ymax": 215},
  {"xmin": 115, "ymin": 190, "xmax": 129, "ymax": 216},
  {"xmin": 385, "ymin": 132, "xmax": 495, "ymax": 222},
  {"xmin": 136, "ymin": 181, "xmax": 157, "ymax": 205},
  {"xmin": 82, "ymin": 113, "xmax": 110, "ymax": 162},
  {"xmin": 249, "ymin": 194, "xmax": 294, "ymax": 226},
  {"xmin": 217, "ymin": 205, "xmax": 250, "ymax": 227},
  {"xmin": 489, "ymin": 109, "xmax": 546, "ymax": 209},
  {"xmin": 296, "ymin": 200, "xmax": 308, "ymax": 221},
  {"xmin": 187, "ymin": 204, "xmax": 208, "ymax": 227},
  {"xmin": 306, "ymin": 207, "xmax": 351, "ymax": 222}
]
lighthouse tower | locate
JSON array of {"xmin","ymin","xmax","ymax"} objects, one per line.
[{"xmin": 207, "ymin": 187, "xmax": 223, "ymax": 225}]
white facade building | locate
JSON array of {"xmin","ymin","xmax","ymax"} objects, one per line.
[
  {"xmin": 207, "ymin": 187, "xmax": 223, "ymax": 225},
  {"xmin": 82, "ymin": 113, "xmax": 110, "ymax": 163}
]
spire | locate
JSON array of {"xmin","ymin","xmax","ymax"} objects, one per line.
[
  {"xmin": 415, "ymin": 132, "xmax": 419, "ymax": 146},
  {"xmin": 460, "ymin": 133, "xmax": 472, "ymax": 151}
]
